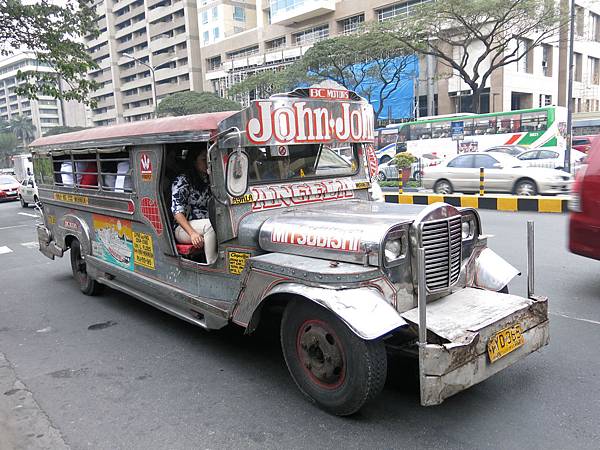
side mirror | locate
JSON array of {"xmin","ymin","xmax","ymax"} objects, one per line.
[{"xmin": 226, "ymin": 149, "xmax": 249, "ymax": 197}]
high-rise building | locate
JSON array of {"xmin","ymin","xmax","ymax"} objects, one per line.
[
  {"xmin": 86, "ymin": 0, "xmax": 204, "ymax": 126},
  {"xmin": 0, "ymin": 53, "xmax": 88, "ymax": 139}
]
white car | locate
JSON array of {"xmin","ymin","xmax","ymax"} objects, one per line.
[
  {"xmin": 377, "ymin": 153, "xmax": 442, "ymax": 181},
  {"xmin": 17, "ymin": 175, "xmax": 39, "ymax": 207},
  {"xmin": 517, "ymin": 147, "xmax": 586, "ymax": 171},
  {"xmin": 422, "ymin": 152, "xmax": 572, "ymax": 196}
]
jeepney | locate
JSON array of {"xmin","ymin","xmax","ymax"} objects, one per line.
[{"xmin": 30, "ymin": 88, "xmax": 549, "ymax": 416}]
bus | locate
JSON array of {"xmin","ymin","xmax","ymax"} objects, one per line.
[{"xmin": 374, "ymin": 106, "xmax": 568, "ymax": 163}]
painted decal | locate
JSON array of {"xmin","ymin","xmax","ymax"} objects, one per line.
[
  {"xmin": 140, "ymin": 153, "xmax": 152, "ymax": 182},
  {"xmin": 355, "ymin": 181, "xmax": 370, "ymax": 190},
  {"xmin": 140, "ymin": 197, "xmax": 163, "ymax": 235},
  {"xmin": 309, "ymin": 88, "xmax": 350, "ymax": 100},
  {"xmin": 271, "ymin": 224, "xmax": 361, "ymax": 252},
  {"xmin": 231, "ymin": 193, "xmax": 254, "ymax": 205},
  {"xmin": 62, "ymin": 219, "xmax": 79, "ymax": 231},
  {"xmin": 47, "ymin": 215, "xmax": 56, "ymax": 225},
  {"xmin": 246, "ymin": 101, "xmax": 374, "ymax": 144},
  {"xmin": 250, "ymin": 178, "xmax": 354, "ymax": 212},
  {"xmin": 228, "ymin": 251, "xmax": 251, "ymax": 275},
  {"xmin": 92, "ymin": 215, "xmax": 134, "ymax": 271},
  {"xmin": 365, "ymin": 143, "xmax": 378, "ymax": 179},
  {"xmin": 53, "ymin": 193, "xmax": 88, "ymax": 205},
  {"xmin": 133, "ymin": 231, "xmax": 155, "ymax": 270}
]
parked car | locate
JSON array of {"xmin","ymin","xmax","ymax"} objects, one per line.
[
  {"xmin": 422, "ymin": 152, "xmax": 572, "ymax": 195},
  {"xmin": 483, "ymin": 145, "xmax": 528, "ymax": 157},
  {"xmin": 378, "ymin": 153, "xmax": 442, "ymax": 181},
  {"xmin": 517, "ymin": 147, "xmax": 586, "ymax": 171},
  {"xmin": 572, "ymin": 135, "xmax": 597, "ymax": 154},
  {"xmin": 569, "ymin": 143, "xmax": 600, "ymax": 260},
  {"xmin": 17, "ymin": 175, "xmax": 39, "ymax": 207},
  {"xmin": 0, "ymin": 174, "xmax": 20, "ymax": 201}
]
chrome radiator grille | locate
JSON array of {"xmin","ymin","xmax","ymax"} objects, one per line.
[{"xmin": 421, "ymin": 216, "xmax": 462, "ymax": 291}]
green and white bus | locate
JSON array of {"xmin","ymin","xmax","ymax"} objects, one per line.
[{"xmin": 375, "ymin": 106, "xmax": 568, "ymax": 163}]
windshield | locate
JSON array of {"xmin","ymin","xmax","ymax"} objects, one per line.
[
  {"xmin": 246, "ymin": 143, "xmax": 359, "ymax": 184},
  {"xmin": 0, "ymin": 176, "xmax": 16, "ymax": 185}
]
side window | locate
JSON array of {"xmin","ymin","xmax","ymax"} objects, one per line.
[
  {"xmin": 474, "ymin": 155, "xmax": 498, "ymax": 169},
  {"xmin": 518, "ymin": 151, "xmax": 539, "ymax": 160},
  {"xmin": 99, "ymin": 151, "xmax": 132, "ymax": 193},
  {"xmin": 538, "ymin": 150, "xmax": 559, "ymax": 159},
  {"xmin": 447, "ymin": 155, "xmax": 474, "ymax": 168}
]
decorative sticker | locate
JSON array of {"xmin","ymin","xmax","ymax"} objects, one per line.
[
  {"xmin": 47, "ymin": 215, "xmax": 56, "ymax": 225},
  {"xmin": 365, "ymin": 143, "xmax": 379, "ymax": 179},
  {"xmin": 53, "ymin": 193, "xmax": 88, "ymax": 205},
  {"xmin": 133, "ymin": 231, "xmax": 155, "ymax": 270},
  {"xmin": 62, "ymin": 218, "xmax": 80, "ymax": 231},
  {"xmin": 271, "ymin": 224, "xmax": 361, "ymax": 252},
  {"xmin": 228, "ymin": 251, "xmax": 251, "ymax": 275},
  {"xmin": 140, "ymin": 197, "xmax": 163, "ymax": 235},
  {"xmin": 92, "ymin": 215, "xmax": 134, "ymax": 271},
  {"xmin": 140, "ymin": 153, "xmax": 152, "ymax": 182},
  {"xmin": 231, "ymin": 194, "xmax": 254, "ymax": 205},
  {"xmin": 355, "ymin": 181, "xmax": 370, "ymax": 189}
]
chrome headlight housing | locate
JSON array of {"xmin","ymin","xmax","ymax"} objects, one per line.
[
  {"xmin": 461, "ymin": 211, "xmax": 479, "ymax": 241},
  {"xmin": 382, "ymin": 226, "xmax": 408, "ymax": 267}
]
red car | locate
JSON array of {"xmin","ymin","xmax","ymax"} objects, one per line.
[
  {"xmin": 569, "ymin": 141, "xmax": 600, "ymax": 260},
  {"xmin": 572, "ymin": 135, "xmax": 597, "ymax": 154},
  {"xmin": 0, "ymin": 174, "xmax": 20, "ymax": 201}
]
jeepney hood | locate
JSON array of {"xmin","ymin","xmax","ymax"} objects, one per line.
[{"xmin": 243, "ymin": 199, "xmax": 428, "ymax": 266}]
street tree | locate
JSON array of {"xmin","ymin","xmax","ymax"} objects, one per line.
[
  {"xmin": 0, "ymin": 0, "xmax": 99, "ymax": 104},
  {"xmin": 9, "ymin": 114, "xmax": 36, "ymax": 148},
  {"xmin": 0, "ymin": 132, "xmax": 18, "ymax": 168},
  {"xmin": 381, "ymin": 0, "xmax": 566, "ymax": 113},
  {"xmin": 156, "ymin": 91, "xmax": 241, "ymax": 117}
]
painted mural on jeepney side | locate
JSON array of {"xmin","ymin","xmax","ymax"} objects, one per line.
[{"xmin": 92, "ymin": 214, "xmax": 134, "ymax": 271}]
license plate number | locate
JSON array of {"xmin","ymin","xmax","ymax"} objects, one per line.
[{"xmin": 487, "ymin": 324, "xmax": 524, "ymax": 363}]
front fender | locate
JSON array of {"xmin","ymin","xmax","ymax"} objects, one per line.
[
  {"xmin": 468, "ymin": 248, "xmax": 520, "ymax": 291},
  {"xmin": 267, "ymin": 283, "xmax": 407, "ymax": 340}
]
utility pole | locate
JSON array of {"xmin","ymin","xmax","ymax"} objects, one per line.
[
  {"xmin": 565, "ymin": 0, "xmax": 575, "ymax": 173},
  {"xmin": 426, "ymin": 54, "xmax": 435, "ymax": 116}
]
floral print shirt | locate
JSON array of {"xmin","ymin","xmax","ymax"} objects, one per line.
[{"xmin": 171, "ymin": 174, "xmax": 211, "ymax": 225}]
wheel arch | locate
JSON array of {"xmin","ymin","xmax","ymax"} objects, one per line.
[{"xmin": 243, "ymin": 283, "xmax": 407, "ymax": 340}]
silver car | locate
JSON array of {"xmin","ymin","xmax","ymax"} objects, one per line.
[{"xmin": 423, "ymin": 152, "xmax": 572, "ymax": 195}]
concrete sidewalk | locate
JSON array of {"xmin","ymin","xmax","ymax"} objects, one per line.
[{"xmin": 0, "ymin": 352, "xmax": 68, "ymax": 450}]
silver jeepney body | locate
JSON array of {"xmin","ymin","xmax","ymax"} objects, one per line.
[{"xmin": 30, "ymin": 88, "xmax": 548, "ymax": 407}]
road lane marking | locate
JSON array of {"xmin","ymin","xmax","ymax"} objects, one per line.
[
  {"xmin": 20, "ymin": 241, "xmax": 38, "ymax": 249},
  {"xmin": 551, "ymin": 312, "xmax": 600, "ymax": 326},
  {"xmin": 17, "ymin": 212, "xmax": 38, "ymax": 218},
  {"xmin": 0, "ymin": 246, "xmax": 12, "ymax": 255},
  {"xmin": 0, "ymin": 224, "xmax": 30, "ymax": 231}
]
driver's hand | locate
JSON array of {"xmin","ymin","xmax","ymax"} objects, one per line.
[{"xmin": 190, "ymin": 232, "xmax": 204, "ymax": 249}]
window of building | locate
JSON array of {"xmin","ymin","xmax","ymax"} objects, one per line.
[
  {"xmin": 226, "ymin": 45, "xmax": 259, "ymax": 59},
  {"xmin": 212, "ymin": 6, "xmax": 218, "ymax": 19},
  {"xmin": 293, "ymin": 25, "xmax": 329, "ymax": 46},
  {"xmin": 575, "ymin": 52, "xmax": 583, "ymax": 82},
  {"xmin": 516, "ymin": 38, "xmax": 532, "ymax": 73},
  {"xmin": 590, "ymin": 12, "xmax": 600, "ymax": 42},
  {"xmin": 339, "ymin": 14, "xmax": 364, "ymax": 35},
  {"xmin": 541, "ymin": 44, "xmax": 552, "ymax": 77},
  {"xmin": 575, "ymin": 6, "xmax": 585, "ymax": 36},
  {"xmin": 377, "ymin": 1, "xmax": 426, "ymax": 22},
  {"xmin": 202, "ymin": 10, "xmax": 208, "ymax": 24},
  {"xmin": 213, "ymin": 27, "xmax": 220, "ymax": 40},
  {"xmin": 203, "ymin": 30, "xmax": 209, "ymax": 43},
  {"xmin": 266, "ymin": 37, "xmax": 286, "ymax": 50},
  {"xmin": 539, "ymin": 94, "xmax": 552, "ymax": 107},
  {"xmin": 589, "ymin": 56, "xmax": 600, "ymax": 84},
  {"xmin": 233, "ymin": 6, "xmax": 245, "ymax": 21},
  {"xmin": 207, "ymin": 56, "xmax": 222, "ymax": 71}
]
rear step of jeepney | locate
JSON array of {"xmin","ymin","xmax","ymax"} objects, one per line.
[{"xmin": 400, "ymin": 287, "xmax": 549, "ymax": 406}]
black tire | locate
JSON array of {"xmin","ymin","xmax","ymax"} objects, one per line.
[
  {"xmin": 280, "ymin": 300, "xmax": 387, "ymax": 416},
  {"xmin": 433, "ymin": 179, "xmax": 453, "ymax": 195},
  {"xmin": 378, "ymin": 171, "xmax": 387, "ymax": 181},
  {"xmin": 514, "ymin": 178, "xmax": 537, "ymax": 196},
  {"xmin": 19, "ymin": 195, "xmax": 28, "ymax": 208},
  {"xmin": 70, "ymin": 240, "xmax": 103, "ymax": 296}
]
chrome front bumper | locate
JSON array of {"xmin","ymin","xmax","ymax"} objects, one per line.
[{"xmin": 402, "ymin": 288, "xmax": 549, "ymax": 406}]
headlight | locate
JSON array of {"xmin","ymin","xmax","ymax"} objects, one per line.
[
  {"xmin": 384, "ymin": 239, "xmax": 402, "ymax": 261},
  {"xmin": 461, "ymin": 221, "xmax": 472, "ymax": 239}
]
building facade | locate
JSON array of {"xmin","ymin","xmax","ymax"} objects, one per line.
[{"xmin": 0, "ymin": 53, "xmax": 88, "ymax": 139}]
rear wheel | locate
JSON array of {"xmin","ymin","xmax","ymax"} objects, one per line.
[
  {"xmin": 280, "ymin": 300, "xmax": 387, "ymax": 416},
  {"xmin": 70, "ymin": 240, "xmax": 103, "ymax": 296},
  {"xmin": 19, "ymin": 195, "xmax": 28, "ymax": 208},
  {"xmin": 433, "ymin": 179, "xmax": 453, "ymax": 195},
  {"xmin": 378, "ymin": 171, "xmax": 387, "ymax": 181},
  {"xmin": 514, "ymin": 179, "xmax": 537, "ymax": 196}
]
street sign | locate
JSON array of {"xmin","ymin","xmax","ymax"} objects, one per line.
[{"xmin": 451, "ymin": 121, "xmax": 464, "ymax": 141}]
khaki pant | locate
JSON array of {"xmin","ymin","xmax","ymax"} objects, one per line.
[{"xmin": 175, "ymin": 219, "xmax": 217, "ymax": 265}]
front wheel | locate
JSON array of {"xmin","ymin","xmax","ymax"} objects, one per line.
[
  {"xmin": 433, "ymin": 179, "xmax": 453, "ymax": 195},
  {"xmin": 280, "ymin": 300, "xmax": 387, "ymax": 416},
  {"xmin": 378, "ymin": 171, "xmax": 387, "ymax": 181},
  {"xmin": 70, "ymin": 240, "xmax": 103, "ymax": 296},
  {"xmin": 514, "ymin": 179, "xmax": 537, "ymax": 196}
]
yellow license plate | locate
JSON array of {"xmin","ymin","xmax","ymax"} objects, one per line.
[{"xmin": 487, "ymin": 324, "xmax": 524, "ymax": 363}]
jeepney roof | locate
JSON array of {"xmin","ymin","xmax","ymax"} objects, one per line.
[{"xmin": 30, "ymin": 111, "xmax": 238, "ymax": 152}]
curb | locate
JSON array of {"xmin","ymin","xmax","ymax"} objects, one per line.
[{"xmin": 384, "ymin": 193, "xmax": 568, "ymax": 213}]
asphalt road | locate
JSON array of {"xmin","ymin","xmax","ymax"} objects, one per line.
[{"xmin": 0, "ymin": 200, "xmax": 598, "ymax": 450}]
